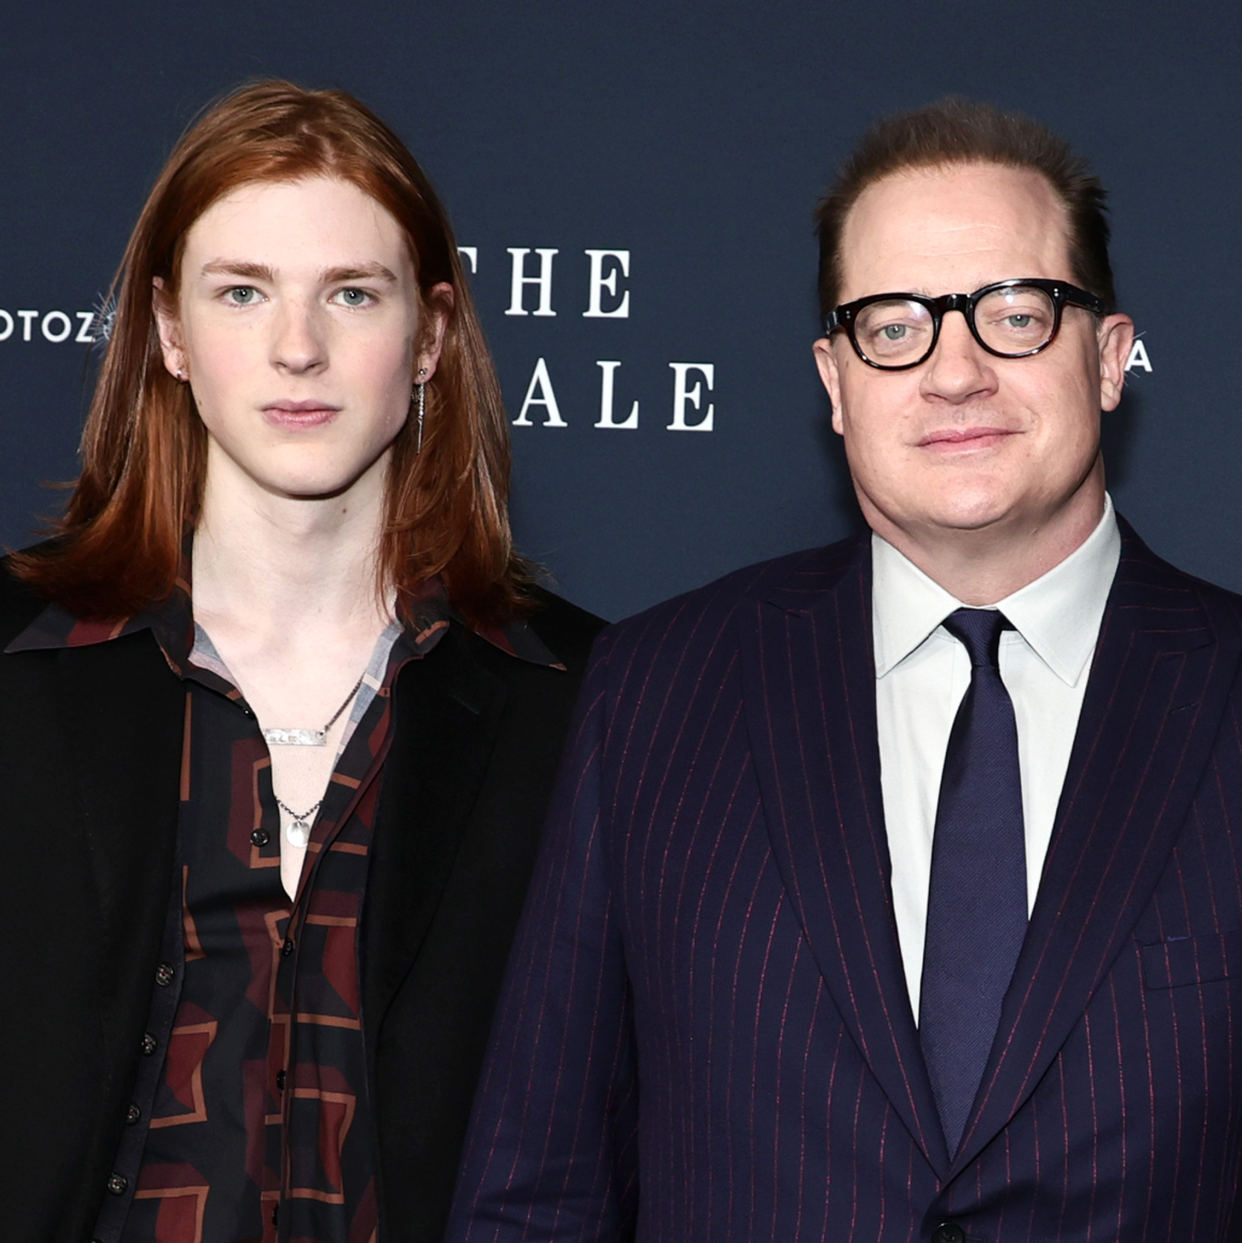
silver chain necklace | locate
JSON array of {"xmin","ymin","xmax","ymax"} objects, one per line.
[
  {"xmin": 261, "ymin": 673, "xmax": 365, "ymax": 747},
  {"xmin": 276, "ymin": 797, "xmax": 323, "ymax": 848}
]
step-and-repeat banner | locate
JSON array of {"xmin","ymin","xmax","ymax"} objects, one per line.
[{"xmin": 2, "ymin": 2, "xmax": 1238, "ymax": 620}]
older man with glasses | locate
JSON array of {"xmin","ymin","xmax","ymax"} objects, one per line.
[{"xmin": 448, "ymin": 98, "xmax": 1242, "ymax": 1242}]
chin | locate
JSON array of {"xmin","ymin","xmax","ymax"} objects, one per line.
[
  {"xmin": 258, "ymin": 472, "xmax": 360, "ymax": 501},
  {"xmin": 918, "ymin": 492, "xmax": 1018, "ymax": 535}
]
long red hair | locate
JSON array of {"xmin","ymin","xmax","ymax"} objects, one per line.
[{"xmin": 13, "ymin": 80, "xmax": 529, "ymax": 626}]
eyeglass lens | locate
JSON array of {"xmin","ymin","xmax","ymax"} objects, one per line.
[{"xmin": 853, "ymin": 284, "xmax": 1059, "ymax": 366}]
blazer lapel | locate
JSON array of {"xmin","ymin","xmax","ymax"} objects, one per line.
[
  {"xmin": 741, "ymin": 538, "xmax": 951, "ymax": 1175},
  {"xmin": 953, "ymin": 527, "xmax": 1241, "ymax": 1173},
  {"xmin": 362, "ymin": 625, "xmax": 508, "ymax": 1042}
]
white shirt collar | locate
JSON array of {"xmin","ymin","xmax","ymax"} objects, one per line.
[{"xmin": 872, "ymin": 493, "xmax": 1121, "ymax": 686}]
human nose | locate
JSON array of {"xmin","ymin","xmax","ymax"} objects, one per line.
[
  {"xmin": 269, "ymin": 296, "xmax": 327, "ymax": 374},
  {"xmin": 918, "ymin": 310, "xmax": 997, "ymax": 404}
]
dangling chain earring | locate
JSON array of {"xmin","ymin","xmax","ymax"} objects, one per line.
[{"xmin": 415, "ymin": 368, "xmax": 427, "ymax": 453}]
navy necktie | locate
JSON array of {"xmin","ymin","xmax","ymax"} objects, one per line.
[{"xmin": 919, "ymin": 607, "xmax": 1027, "ymax": 1155}]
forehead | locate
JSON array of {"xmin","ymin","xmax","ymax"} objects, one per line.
[
  {"xmin": 182, "ymin": 176, "xmax": 410, "ymax": 268},
  {"xmin": 838, "ymin": 162, "xmax": 1072, "ymax": 302}
]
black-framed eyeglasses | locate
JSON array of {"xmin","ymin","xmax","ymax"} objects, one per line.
[{"xmin": 823, "ymin": 278, "xmax": 1105, "ymax": 371}]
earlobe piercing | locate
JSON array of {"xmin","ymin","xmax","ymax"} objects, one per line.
[{"xmin": 415, "ymin": 378, "xmax": 426, "ymax": 454}]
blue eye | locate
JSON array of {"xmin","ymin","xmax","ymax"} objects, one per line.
[
  {"xmin": 335, "ymin": 288, "xmax": 371, "ymax": 307},
  {"xmin": 226, "ymin": 286, "xmax": 258, "ymax": 305}
]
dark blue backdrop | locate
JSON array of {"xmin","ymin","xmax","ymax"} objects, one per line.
[{"xmin": 2, "ymin": 2, "xmax": 1238, "ymax": 620}]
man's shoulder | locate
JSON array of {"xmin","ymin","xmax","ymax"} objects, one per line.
[
  {"xmin": 595, "ymin": 534, "xmax": 869, "ymax": 663},
  {"xmin": 1117, "ymin": 517, "xmax": 1242, "ymax": 627}
]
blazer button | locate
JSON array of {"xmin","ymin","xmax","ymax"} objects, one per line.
[
  {"xmin": 155, "ymin": 962, "xmax": 175, "ymax": 986},
  {"xmin": 251, "ymin": 828, "xmax": 270, "ymax": 847},
  {"xmin": 282, "ymin": 937, "xmax": 295, "ymax": 957},
  {"xmin": 931, "ymin": 1225, "xmax": 965, "ymax": 1243},
  {"xmin": 125, "ymin": 1103, "xmax": 141, "ymax": 1125},
  {"xmin": 106, "ymin": 1173, "xmax": 128, "ymax": 1195},
  {"xmin": 141, "ymin": 1033, "xmax": 158, "ymax": 1056}
]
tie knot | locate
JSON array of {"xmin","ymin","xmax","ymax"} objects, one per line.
[{"xmin": 941, "ymin": 607, "xmax": 1010, "ymax": 668}]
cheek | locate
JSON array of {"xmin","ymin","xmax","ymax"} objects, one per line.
[
  {"xmin": 181, "ymin": 323, "xmax": 256, "ymax": 396},
  {"xmin": 363, "ymin": 329, "xmax": 417, "ymax": 391}
]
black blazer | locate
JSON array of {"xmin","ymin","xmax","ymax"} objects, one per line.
[{"xmin": 0, "ymin": 562, "xmax": 603, "ymax": 1243}]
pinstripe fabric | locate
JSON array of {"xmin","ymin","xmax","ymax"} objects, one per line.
[{"xmin": 449, "ymin": 522, "xmax": 1242, "ymax": 1242}]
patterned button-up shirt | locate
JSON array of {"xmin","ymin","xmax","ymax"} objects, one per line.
[{"xmin": 10, "ymin": 576, "xmax": 559, "ymax": 1243}]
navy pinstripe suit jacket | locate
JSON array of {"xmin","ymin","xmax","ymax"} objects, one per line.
[{"xmin": 449, "ymin": 523, "xmax": 1242, "ymax": 1242}]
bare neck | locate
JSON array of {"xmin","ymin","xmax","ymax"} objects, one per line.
[
  {"xmin": 866, "ymin": 481, "xmax": 1107, "ymax": 606},
  {"xmin": 191, "ymin": 466, "xmax": 392, "ymax": 657}
]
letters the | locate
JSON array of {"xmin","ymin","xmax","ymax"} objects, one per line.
[
  {"xmin": 583, "ymin": 250, "xmax": 631, "ymax": 319},
  {"xmin": 513, "ymin": 357, "xmax": 567, "ymax": 426},
  {"xmin": 505, "ymin": 248, "xmax": 558, "ymax": 317},
  {"xmin": 594, "ymin": 361, "xmax": 639, "ymax": 429},
  {"xmin": 668, "ymin": 363, "xmax": 715, "ymax": 431}
]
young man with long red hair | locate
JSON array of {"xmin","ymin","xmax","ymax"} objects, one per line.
[{"xmin": 0, "ymin": 80, "xmax": 601, "ymax": 1243}]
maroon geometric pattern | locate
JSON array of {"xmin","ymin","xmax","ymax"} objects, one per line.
[{"xmin": 11, "ymin": 575, "xmax": 558, "ymax": 1243}]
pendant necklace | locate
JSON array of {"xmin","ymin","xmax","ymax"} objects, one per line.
[
  {"xmin": 261, "ymin": 673, "xmax": 365, "ymax": 747},
  {"xmin": 275, "ymin": 797, "xmax": 322, "ymax": 848}
]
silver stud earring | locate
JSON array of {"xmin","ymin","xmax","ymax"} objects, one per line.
[{"xmin": 175, "ymin": 369, "xmax": 187, "ymax": 382}]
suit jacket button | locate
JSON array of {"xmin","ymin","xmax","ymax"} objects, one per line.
[
  {"xmin": 106, "ymin": 1174, "xmax": 128, "ymax": 1195},
  {"xmin": 251, "ymin": 828, "xmax": 270, "ymax": 847},
  {"xmin": 141, "ymin": 1033, "xmax": 158, "ymax": 1056},
  {"xmin": 155, "ymin": 962, "xmax": 175, "ymax": 986},
  {"xmin": 931, "ymin": 1225, "xmax": 965, "ymax": 1243},
  {"xmin": 125, "ymin": 1103, "xmax": 141, "ymax": 1125}
]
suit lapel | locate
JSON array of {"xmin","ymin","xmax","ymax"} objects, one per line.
[
  {"xmin": 741, "ymin": 539, "xmax": 951, "ymax": 1175},
  {"xmin": 953, "ymin": 528, "xmax": 1240, "ymax": 1172},
  {"xmin": 362, "ymin": 625, "xmax": 508, "ymax": 1042}
]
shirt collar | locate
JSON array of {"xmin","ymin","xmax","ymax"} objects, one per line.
[
  {"xmin": 872, "ymin": 492, "xmax": 1120, "ymax": 686},
  {"xmin": 6, "ymin": 570, "xmax": 565, "ymax": 671}
]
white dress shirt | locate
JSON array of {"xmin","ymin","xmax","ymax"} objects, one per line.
[{"xmin": 873, "ymin": 495, "xmax": 1120, "ymax": 1017}]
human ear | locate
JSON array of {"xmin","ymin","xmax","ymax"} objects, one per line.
[
  {"xmin": 1097, "ymin": 312, "xmax": 1135, "ymax": 412},
  {"xmin": 813, "ymin": 336, "xmax": 846, "ymax": 435},
  {"xmin": 415, "ymin": 282, "xmax": 455, "ymax": 381},
  {"xmin": 152, "ymin": 277, "xmax": 188, "ymax": 381}
]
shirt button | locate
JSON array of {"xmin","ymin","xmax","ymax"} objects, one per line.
[
  {"xmin": 931, "ymin": 1225, "xmax": 966, "ymax": 1243},
  {"xmin": 141, "ymin": 1033, "xmax": 158, "ymax": 1056},
  {"xmin": 155, "ymin": 962, "xmax": 175, "ymax": 986},
  {"xmin": 251, "ymin": 828, "xmax": 271, "ymax": 847},
  {"xmin": 125, "ymin": 1103, "xmax": 141, "ymax": 1125},
  {"xmin": 276, "ymin": 1069, "xmax": 287, "ymax": 1091},
  {"xmin": 282, "ymin": 937, "xmax": 295, "ymax": 957},
  {"xmin": 106, "ymin": 1174, "xmax": 128, "ymax": 1196}
]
